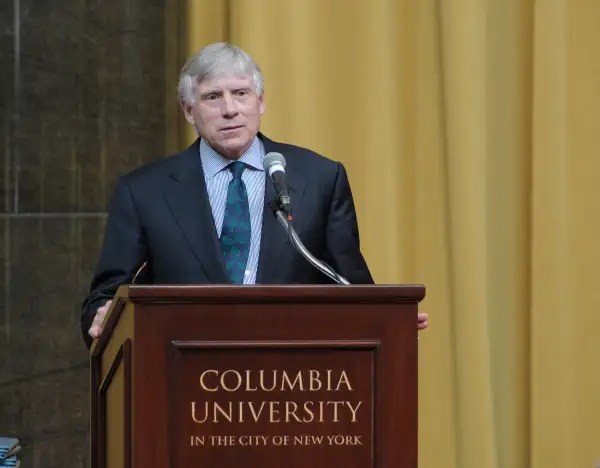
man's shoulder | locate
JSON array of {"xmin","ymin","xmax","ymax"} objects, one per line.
[
  {"xmin": 264, "ymin": 137, "xmax": 341, "ymax": 173},
  {"xmin": 119, "ymin": 141, "xmax": 199, "ymax": 187}
]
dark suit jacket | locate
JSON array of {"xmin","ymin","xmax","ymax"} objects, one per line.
[{"xmin": 81, "ymin": 133, "xmax": 374, "ymax": 348}]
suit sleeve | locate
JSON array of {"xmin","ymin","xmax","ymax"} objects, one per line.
[
  {"xmin": 323, "ymin": 162, "xmax": 375, "ymax": 284},
  {"xmin": 81, "ymin": 177, "xmax": 148, "ymax": 348}
]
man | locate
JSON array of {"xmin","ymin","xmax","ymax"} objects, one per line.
[{"xmin": 81, "ymin": 42, "xmax": 428, "ymax": 349}]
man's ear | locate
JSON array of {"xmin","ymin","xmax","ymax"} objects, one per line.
[
  {"xmin": 181, "ymin": 101, "xmax": 196, "ymax": 125},
  {"xmin": 259, "ymin": 91, "xmax": 266, "ymax": 115}
]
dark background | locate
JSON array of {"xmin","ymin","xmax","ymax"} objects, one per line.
[{"xmin": 0, "ymin": 1, "xmax": 171, "ymax": 465}]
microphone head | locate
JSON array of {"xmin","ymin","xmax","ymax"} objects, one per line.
[{"xmin": 263, "ymin": 152, "xmax": 286, "ymax": 175}]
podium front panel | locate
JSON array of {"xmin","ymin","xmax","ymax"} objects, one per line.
[{"xmin": 168, "ymin": 341, "xmax": 377, "ymax": 467}]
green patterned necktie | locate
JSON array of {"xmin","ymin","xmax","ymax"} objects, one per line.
[{"xmin": 219, "ymin": 161, "xmax": 251, "ymax": 284}]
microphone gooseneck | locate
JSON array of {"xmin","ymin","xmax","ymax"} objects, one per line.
[{"xmin": 268, "ymin": 200, "xmax": 350, "ymax": 285}]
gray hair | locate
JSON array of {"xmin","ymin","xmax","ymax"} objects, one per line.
[{"xmin": 178, "ymin": 42, "xmax": 264, "ymax": 106}]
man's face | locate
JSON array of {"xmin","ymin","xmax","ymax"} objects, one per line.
[{"xmin": 183, "ymin": 74, "xmax": 265, "ymax": 159}]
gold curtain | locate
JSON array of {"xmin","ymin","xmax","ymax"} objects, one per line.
[{"xmin": 174, "ymin": 1, "xmax": 600, "ymax": 467}]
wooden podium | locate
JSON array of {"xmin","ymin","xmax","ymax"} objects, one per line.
[{"xmin": 90, "ymin": 284, "xmax": 425, "ymax": 468}]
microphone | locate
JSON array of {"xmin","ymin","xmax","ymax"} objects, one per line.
[
  {"xmin": 263, "ymin": 152, "xmax": 349, "ymax": 284},
  {"xmin": 263, "ymin": 152, "xmax": 292, "ymax": 217}
]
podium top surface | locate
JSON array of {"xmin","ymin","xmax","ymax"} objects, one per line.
[
  {"xmin": 119, "ymin": 284, "xmax": 426, "ymax": 304},
  {"xmin": 90, "ymin": 284, "xmax": 425, "ymax": 355}
]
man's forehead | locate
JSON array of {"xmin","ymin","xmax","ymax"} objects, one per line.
[{"xmin": 198, "ymin": 74, "xmax": 254, "ymax": 90}]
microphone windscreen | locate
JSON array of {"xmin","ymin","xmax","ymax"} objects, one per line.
[{"xmin": 263, "ymin": 152, "xmax": 286, "ymax": 173}]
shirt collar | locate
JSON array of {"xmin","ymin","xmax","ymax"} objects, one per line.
[{"xmin": 199, "ymin": 136, "xmax": 265, "ymax": 180}]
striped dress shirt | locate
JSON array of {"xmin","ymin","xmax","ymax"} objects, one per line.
[{"xmin": 199, "ymin": 137, "xmax": 265, "ymax": 284}]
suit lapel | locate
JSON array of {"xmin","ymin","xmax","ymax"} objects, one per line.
[
  {"xmin": 163, "ymin": 140, "xmax": 230, "ymax": 284},
  {"xmin": 256, "ymin": 135, "xmax": 307, "ymax": 283}
]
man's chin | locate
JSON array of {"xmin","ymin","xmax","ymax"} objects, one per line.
[
  {"xmin": 219, "ymin": 142, "xmax": 250, "ymax": 159},
  {"xmin": 219, "ymin": 135, "xmax": 254, "ymax": 158}
]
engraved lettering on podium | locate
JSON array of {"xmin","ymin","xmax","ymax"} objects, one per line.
[{"xmin": 187, "ymin": 368, "xmax": 366, "ymax": 448}]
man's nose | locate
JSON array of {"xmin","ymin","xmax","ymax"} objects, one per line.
[{"xmin": 222, "ymin": 93, "xmax": 238, "ymax": 117}]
